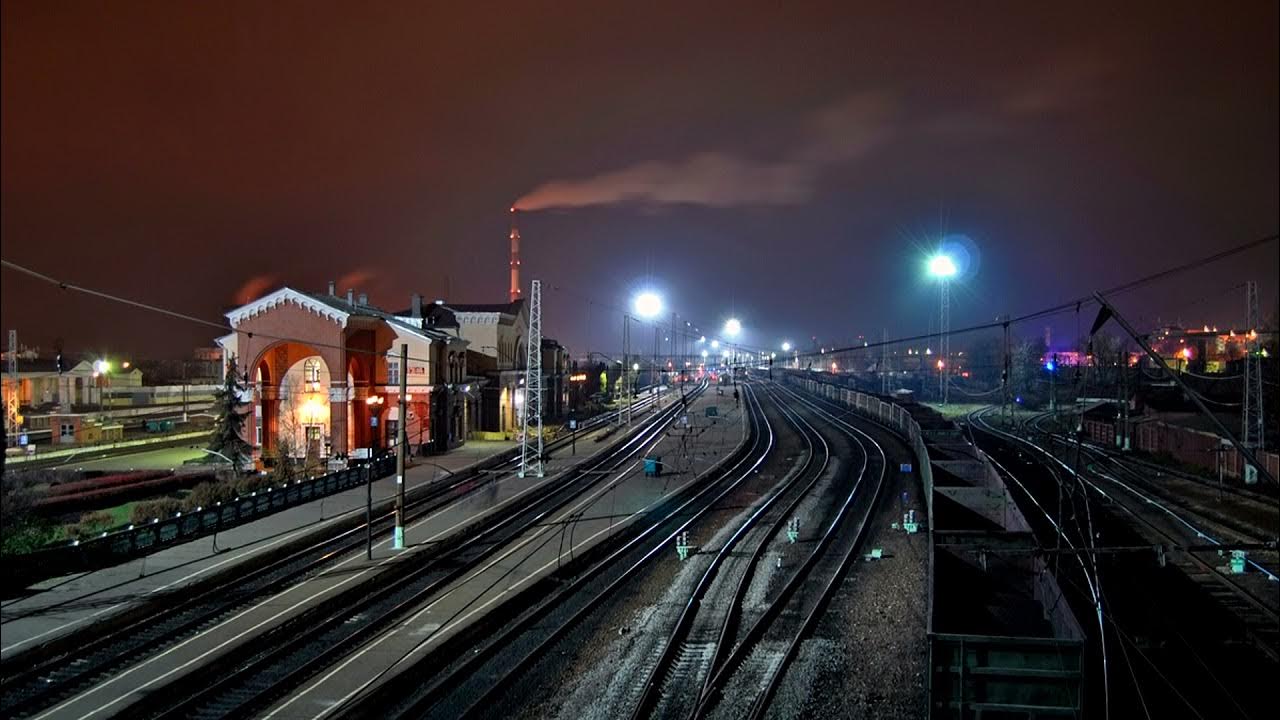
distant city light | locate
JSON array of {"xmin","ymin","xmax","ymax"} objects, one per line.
[
  {"xmin": 781, "ymin": 341, "xmax": 792, "ymax": 352},
  {"xmin": 1045, "ymin": 360, "xmax": 1056, "ymax": 372}
]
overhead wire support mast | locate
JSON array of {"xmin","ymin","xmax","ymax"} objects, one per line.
[
  {"xmin": 1242, "ymin": 280, "xmax": 1264, "ymax": 475},
  {"xmin": 1092, "ymin": 291, "xmax": 1277, "ymax": 486},
  {"xmin": 520, "ymin": 279, "xmax": 544, "ymax": 478}
]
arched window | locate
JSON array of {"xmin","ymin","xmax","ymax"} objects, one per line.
[{"xmin": 303, "ymin": 358, "xmax": 322, "ymax": 384}]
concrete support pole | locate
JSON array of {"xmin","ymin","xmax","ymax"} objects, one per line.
[{"xmin": 394, "ymin": 343, "xmax": 408, "ymax": 549}]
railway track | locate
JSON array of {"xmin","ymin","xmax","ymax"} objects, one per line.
[
  {"xmin": 968, "ymin": 407, "xmax": 1279, "ymax": 664},
  {"xmin": 335, "ymin": 383, "xmax": 769, "ymax": 719},
  {"xmin": 688, "ymin": 381, "xmax": 888, "ymax": 720},
  {"xmin": 112, "ymin": 387, "xmax": 699, "ymax": 720},
  {"xmin": 0, "ymin": 393, "xmax": 668, "ymax": 720},
  {"xmin": 626, "ymin": 382, "xmax": 835, "ymax": 720}
]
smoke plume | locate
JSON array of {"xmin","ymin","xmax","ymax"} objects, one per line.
[
  {"xmin": 233, "ymin": 274, "xmax": 277, "ymax": 304},
  {"xmin": 514, "ymin": 93, "xmax": 893, "ymax": 211}
]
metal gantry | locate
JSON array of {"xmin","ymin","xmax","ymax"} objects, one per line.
[
  {"xmin": 1242, "ymin": 280, "xmax": 1264, "ymax": 465},
  {"xmin": 520, "ymin": 279, "xmax": 544, "ymax": 478}
]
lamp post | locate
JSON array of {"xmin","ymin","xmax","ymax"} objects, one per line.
[
  {"xmin": 632, "ymin": 291, "xmax": 663, "ymax": 410},
  {"xmin": 927, "ymin": 254, "xmax": 957, "ymax": 404},
  {"xmin": 724, "ymin": 318, "xmax": 741, "ymax": 384},
  {"xmin": 364, "ymin": 392, "xmax": 384, "ymax": 559}
]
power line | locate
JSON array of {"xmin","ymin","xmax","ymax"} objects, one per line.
[
  {"xmin": 792, "ymin": 233, "xmax": 1279, "ymax": 362},
  {"xmin": 1, "ymin": 258, "xmax": 445, "ymax": 370}
]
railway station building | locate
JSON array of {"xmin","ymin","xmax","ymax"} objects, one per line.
[{"xmin": 217, "ymin": 284, "xmax": 470, "ymax": 464}]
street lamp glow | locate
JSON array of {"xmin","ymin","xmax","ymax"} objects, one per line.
[
  {"xmin": 710, "ymin": 340, "xmax": 720, "ymax": 349},
  {"xmin": 724, "ymin": 318, "xmax": 742, "ymax": 337},
  {"xmin": 632, "ymin": 362, "xmax": 640, "ymax": 371},
  {"xmin": 781, "ymin": 341, "xmax": 792, "ymax": 352},
  {"xmin": 927, "ymin": 254, "xmax": 958, "ymax": 278},
  {"xmin": 94, "ymin": 359, "xmax": 110, "ymax": 374},
  {"xmin": 632, "ymin": 291, "xmax": 663, "ymax": 318},
  {"xmin": 701, "ymin": 350, "xmax": 709, "ymax": 359}
]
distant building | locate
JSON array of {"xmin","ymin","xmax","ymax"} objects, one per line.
[
  {"xmin": 1146, "ymin": 325, "xmax": 1257, "ymax": 373},
  {"xmin": 419, "ymin": 299, "xmax": 529, "ymax": 436}
]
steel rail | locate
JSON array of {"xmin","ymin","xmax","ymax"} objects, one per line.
[
  {"xmin": 627, "ymin": 382, "xmax": 827, "ymax": 720},
  {"xmin": 969, "ymin": 407, "xmax": 1279, "ymax": 662},
  {"xmin": 0, "ymin": 396, "xmax": 660, "ymax": 719},
  {"xmin": 332, "ymin": 384, "xmax": 768, "ymax": 719},
  {"xmin": 691, "ymin": 381, "xmax": 888, "ymax": 720},
  {"xmin": 111, "ymin": 388, "xmax": 698, "ymax": 720}
]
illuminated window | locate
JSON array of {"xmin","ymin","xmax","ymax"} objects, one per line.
[{"xmin": 303, "ymin": 358, "xmax": 321, "ymax": 384}]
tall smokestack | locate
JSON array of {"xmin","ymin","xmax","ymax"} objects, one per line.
[{"xmin": 509, "ymin": 207, "xmax": 522, "ymax": 303}]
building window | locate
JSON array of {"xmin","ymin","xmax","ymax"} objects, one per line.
[
  {"xmin": 304, "ymin": 358, "xmax": 321, "ymax": 384},
  {"xmin": 387, "ymin": 358, "xmax": 400, "ymax": 386}
]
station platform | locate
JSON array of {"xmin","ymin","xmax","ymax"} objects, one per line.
[{"xmin": 0, "ymin": 438, "xmax": 520, "ymax": 659}]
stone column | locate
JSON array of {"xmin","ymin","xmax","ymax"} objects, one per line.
[
  {"xmin": 329, "ymin": 381, "xmax": 349, "ymax": 456},
  {"xmin": 259, "ymin": 383, "xmax": 281, "ymax": 455}
]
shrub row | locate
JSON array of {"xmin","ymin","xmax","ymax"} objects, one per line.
[
  {"xmin": 44, "ymin": 470, "xmax": 171, "ymax": 497},
  {"xmin": 35, "ymin": 472, "xmax": 213, "ymax": 515},
  {"xmin": 126, "ymin": 474, "xmax": 294, "ymax": 525}
]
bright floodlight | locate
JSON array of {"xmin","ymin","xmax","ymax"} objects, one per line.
[
  {"xmin": 94, "ymin": 359, "xmax": 110, "ymax": 374},
  {"xmin": 633, "ymin": 291, "xmax": 663, "ymax": 318},
  {"xmin": 781, "ymin": 341, "xmax": 792, "ymax": 352},
  {"xmin": 724, "ymin": 318, "xmax": 742, "ymax": 337},
  {"xmin": 927, "ymin": 254, "xmax": 958, "ymax": 278}
]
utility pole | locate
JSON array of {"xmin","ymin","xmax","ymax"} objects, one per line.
[
  {"xmin": 653, "ymin": 325, "xmax": 660, "ymax": 408},
  {"xmin": 520, "ymin": 280, "xmax": 544, "ymax": 477},
  {"xmin": 1093, "ymin": 292, "xmax": 1275, "ymax": 486},
  {"xmin": 6, "ymin": 330, "xmax": 16, "ymax": 447},
  {"xmin": 1002, "ymin": 320, "xmax": 1012, "ymax": 427},
  {"xmin": 881, "ymin": 328, "xmax": 890, "ymax": 394},
  {"xmin": 940, "ymin": 278, "xmax": 950, "ymax": 404},
  {"xmin": 394, "ymin": 343, "xmax": 408, "ymax": 549},
  {"xmin": 621, "ymin": 313, "xmax": 632, "ymax": 425}
]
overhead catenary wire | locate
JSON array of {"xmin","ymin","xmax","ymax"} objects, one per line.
[
  {"xmin": 2, "ymin": 258, "xmax": 514, "ymax": 378},
  {"xmin": 792, "ymin": 233, "xmax": 1279, "ymax": 362}
]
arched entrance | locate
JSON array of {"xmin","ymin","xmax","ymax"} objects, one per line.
[{"xmin": 250, "ymin": 341, "xmax": 355, "ymax": 462}]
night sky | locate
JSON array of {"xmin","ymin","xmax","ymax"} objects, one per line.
[{"xmin": 3, "ymin": 2, "xmax": 1277, "ymax": 360}]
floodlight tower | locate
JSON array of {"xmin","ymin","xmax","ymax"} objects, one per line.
[{"xmin": 927, "ymin": 254, "xmax": 957, "ymax": 404}]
